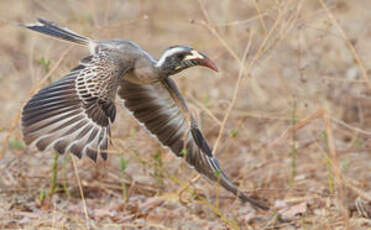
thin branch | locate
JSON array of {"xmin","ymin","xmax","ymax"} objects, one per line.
[
  {"xmin": 323, "ymin": 110, "xmax": 350, "ymax": 229},
  {"xmin": 212, "ymin": 31, "xmax": 254, "ymax": 154},
  {"xmin": 188, "ymin": 94, "xmax": 222, "ymax": 126},
  {"xmin": 319, "ymin": 0, "xmax": 370, "ymax": 89},
  {"xmin": 330, "ymin": 117, "xmax": 371, "ymax": 136},
  {"xmin": 71, "ymin": 156, "xmax": 90, "ymax": 230},
  {"xmin": 197, "ymin": 0, "xmax": 285, "ymax": 154},
  {"xmin": 214, "ymin": 11, "xmax": 269, "ymax": 27},
  {"xmin": 253, "ymin": 0, "xmax": 267, "ymax": 33}
]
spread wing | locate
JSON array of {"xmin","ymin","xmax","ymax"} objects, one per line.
[
  {"xmin": 118, "ymin": 77, "xmax": 269, "ymax": 210},
  {"xmin": 22, "ymin": 53, "xmax": 126, "ymax": 161}
]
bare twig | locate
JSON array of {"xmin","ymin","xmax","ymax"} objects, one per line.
[
  {"xmin": 214, "ymin": 12, "xmax": 269, "ymax": 27},
  {"xmin": 319, "ymin": 0, "xmax": 370, "ymax": 89},
  {"xmin": 253, "ymin": 0, "xmax": 268, "ymax": 34},
  {"xmin": 212, "ymin": 30, "xmax": 254, "ymax": 154},
  {"xmin": 196, "ymin": 2, "xmax": 285, "ymax": 154},
  {"xmin": 323, "ymin": 110, "xmax": 350, "ymax": 229},
  {"xmin": 188, "ymin": 94, "xmax": 222, "ymax": 126},
  {"xmin": 71, "ymin": 156, "xmax": 90, "ymax": 230},
  {"xmin": 269, "ymin": 109, "xmax": 325, "ymax": 147},
  {"xmin": 330, "ymin": 117, "xmax": 371, "ymax": 136}
]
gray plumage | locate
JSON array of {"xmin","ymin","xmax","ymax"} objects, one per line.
[{"xmin": 20, "ymin": 18, "xmax": 269, "ymax": 210}]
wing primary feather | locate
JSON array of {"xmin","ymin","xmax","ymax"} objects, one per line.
[
  {"xmin": 190, "ymin": 127, "xmax": 212, "ymax": 157},
  {"xmin": 118, "ymin": 78, "xmax": 269, "ymax": 210},
  {"xmin": 86, "ymin": 148, "xmax": 98, "ymax": 162},
  {"xmin": 22, "ymin": 52, "xmax": 125, "ymax": 161}
]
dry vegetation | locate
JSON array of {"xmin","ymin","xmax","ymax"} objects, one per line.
[{"xmin": 0, "ymin": 0, "xmax": 371, "ymax": 229}]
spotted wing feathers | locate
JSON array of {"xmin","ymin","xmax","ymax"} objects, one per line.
[{"xmin": 22, "ymin": 54, "xmax": 122, "ymax": 161}]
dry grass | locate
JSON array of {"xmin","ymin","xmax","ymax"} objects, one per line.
[{"xmin": 0, "ymin": 0, "xmax": 371, "ymax": 229}]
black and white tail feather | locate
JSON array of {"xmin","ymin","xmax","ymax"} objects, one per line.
[
  {"xmin": 20, "ymin": 18, "xmax": 91, "ymax": 46},
  {"xmin": 20, "ymin": 18, "xmax": 269, "ymax": 210}
]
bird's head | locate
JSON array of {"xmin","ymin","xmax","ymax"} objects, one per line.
[{"xmin": 156, "ymin": 45, "xmax": 218, "ymax": 76}]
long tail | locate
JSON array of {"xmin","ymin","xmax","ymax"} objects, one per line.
[
  {"xmin": 208, "ymin": 156, "xmax": 270, "ymax": 210},
  {"xmin": 19, "ymin": 18, "xmax": 90, "ymax": 46},
  {"xmin": 190, "ymin": 127, "xmax": 270, "ymax": 210}
]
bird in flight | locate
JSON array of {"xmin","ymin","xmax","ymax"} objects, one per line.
[{"xmin": 20, "ymin": 18, "xmax": 268, "ymax": 210}]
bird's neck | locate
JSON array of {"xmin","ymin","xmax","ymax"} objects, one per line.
[{"xmin": 153, "ymin": 60, "xmax": 173, "ymax": 78}]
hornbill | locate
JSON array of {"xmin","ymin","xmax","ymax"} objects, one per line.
[{"xmin": 20, "ymin": 18, "xmax": 269, "ymax": 210}]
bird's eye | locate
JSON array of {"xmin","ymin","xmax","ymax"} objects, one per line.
[{"xmin": 176, "ymin": 53, "xmax": 185, "ymax": 60}]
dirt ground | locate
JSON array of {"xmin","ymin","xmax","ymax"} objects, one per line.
[{"xmin": 0, "ymin": 0, "xmax": 370, "ymax": 229}]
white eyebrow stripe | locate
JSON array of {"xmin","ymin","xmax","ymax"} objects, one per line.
[
  {"xmin": 156, "ymin": 47, "xmax": 187, "ymax": 67},
  {"xmin": 184, "ymin": 50, "xmax": 203, "ymax": 60}
]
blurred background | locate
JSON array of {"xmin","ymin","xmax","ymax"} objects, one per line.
[{"xmin": 0, "ymin": 0, "xmax": 370, "ymax": 229}]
